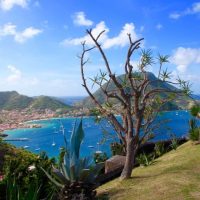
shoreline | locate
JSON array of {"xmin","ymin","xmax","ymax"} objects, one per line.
[{"xmin": 2, "ymin": 109, "xmax": 189, "ymax": 134}]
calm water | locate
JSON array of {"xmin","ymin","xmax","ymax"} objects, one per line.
[{"xmin": 5, "ymin": 110, "xmax": 192, "ymax": 158}]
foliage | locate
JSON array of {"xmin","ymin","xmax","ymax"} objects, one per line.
[
  {"xmin": 189, "ymin": 119, "xmax": 200, "ymax": 141},
  {"xmin": 6, "ymin": 174, "xmax": 42, "ymax": 200},
  {"xmin": 2, "ymin": 146, "xmax": 56, "ymax": 199},
  {"xmin": 110, "ymin": 142, "xmax": 125, "ymax": 156},
  {"xmin": 169, "ymin": 134, "xmax": 179, "ymax": 150},
  {"xmin": 154, "ymin": 142, "xmax": 166, "ymax": 157},
  {"xmin": 42, "ymin": 119, "xmax": 104, "ymax": 200},
  {"xmin": 136, "ymin": 152, "xmax": 155, "ymax": 167},
  {"xmin": 190, "ymin": 104, "xmax": 200, "ymax": 117},
  {"xmin": 94, "ymin": 152, "xmax": 108, "ymax": 164}
]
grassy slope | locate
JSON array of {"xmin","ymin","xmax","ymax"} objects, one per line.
[{"xmin": 98, "ymin": 141, "xmax": 200, "ymax": 200}]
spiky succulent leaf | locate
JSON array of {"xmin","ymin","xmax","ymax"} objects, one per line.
[
  {"xmin": 52, "ymin": 166, "xmax": 69, "ymax": 185},
  {"xmin": 41, "ymin": 167, "xmax": 64, "ymax": 188},
  {"xmin": 60, "ymin": 163, "xmax": 70, "ymax": 181},
  {"xmin": 70, "ymin": 119, "xmax": 84, "ymax": 159}
]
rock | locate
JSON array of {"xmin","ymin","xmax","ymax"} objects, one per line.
[{"xmin": 105, "ymin": 155, "xmax": 126, "ymax": 174}]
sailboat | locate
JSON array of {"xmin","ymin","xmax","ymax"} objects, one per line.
[
  {"xmin": 95, "ymin": 142, "xmax": 102, "ymax": 154},
  {"xmin": 52, "ymin": 136, "xmax": 56, "ymax": 146}
]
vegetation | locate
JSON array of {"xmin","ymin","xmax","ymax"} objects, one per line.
[
  {"xmin": 97, "ymin": 141, "xmax": 200, "ymax": 200},
  {"xmin": 0, "ymin": 141, "xmax": 56, "ymax": 199},
  {"xmin": 43, "ymin": 119, "xmax": 104, "ymax": 200},
  {"xmin": 79, "ymin": 29, "xmax": 190, "ymax": 179},
  {"xmin": 94, "ymin": 152, "xmax": 108, "ymax": 164},
  {"xmin": 189, "ymin": 104, "xmax": 200, "ymax": 141},
  {"xmin": 0, "ymin": 91, "xmax": 71, "ymax": 111},
  {"xmin": 110, "ymin": 142, "xmax": 125, "ymax": 156},
  {"xmin": 136, "ymin": 152, "xmax": 155, "ymax": 167}
]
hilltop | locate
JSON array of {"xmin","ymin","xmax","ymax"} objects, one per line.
[
  {"xmin": 0, "ymin": 91, "xmax": 71, "ymax": 111},
  {"xmin": 98, "ymin": 141, "xmax": 200, "ymax": 200},
  {"xmin": 81, "ymin": 72, "xmax": 192, "ymax": 110}
]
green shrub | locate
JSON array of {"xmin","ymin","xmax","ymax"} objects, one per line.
[
  {"xmin": 190, "ymin": 104, "xmax": 200, "ymax": 117},
  {"xmin": 189, "ymin": 119, "xmax": 200, "ymax": 141},
  {"xmin": 154, "ymin": 142, "xmax": 166, "ymax": 157},
  {"xmin": 169, "ymin": 134, "xmax": 179, "ymax": 150},
  {"xmin": 136, "ymin": 153, "xmax": 155, "ymax": 167},
  {"xmin": 94, "ymin": 152, "xmax": 108, "ymax": 164},
  {"xmin": 3, "ymin": 148, "xmax": 56, "ymax": 199},
  {"xmin": 189, "ymin": 128, "xmax": 200, "ymax": 141},
  {"xmin": 110, "ymin": 142, "xmax": 125, "ymax": 156}
]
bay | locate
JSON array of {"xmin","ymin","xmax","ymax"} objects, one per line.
[{"xmin": 4, "ymin": 110, "xmax": 192, "ymax": 158}]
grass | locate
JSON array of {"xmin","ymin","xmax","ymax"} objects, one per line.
[{"xmin": 97, "ymin": 141, "xmax": 200, "ymax": 200}]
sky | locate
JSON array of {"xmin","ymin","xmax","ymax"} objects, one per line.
[{"xmin": 0, "ymin": 0, "xmax": 200, "ymax": 96}]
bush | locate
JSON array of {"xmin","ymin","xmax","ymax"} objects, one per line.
[
  {"xmin": 94, "ymin": 152, "xmax": 108, "ymax": 164},
  {"xmin": 190, "ymin": 128, "xmax": 200, "ymax": 141},
  {"xmin": 2, "ymin": 148, "xmax": 56, "ymax": 199},
  {"xmin": 136, "ymin": 153, "xmax": 155, "ymax": 167},
  {"xmin": 189, "ymin": 119, "xmax": 200, "ymax": 141},
  {"xmin": 169, "ymin": 134, "xmax": 179, "ymax": 150},
  {"xmin": 110, "ymin": 142, "xmax": 125, "ymax": 156},
  {"xmin": 154, "ymin": 142, "xmax": 166, "ymax": 157}
]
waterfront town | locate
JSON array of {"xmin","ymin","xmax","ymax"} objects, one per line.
[{"xmin": 0, "ymin": 107, "xmax": 90, "ymax": 133}]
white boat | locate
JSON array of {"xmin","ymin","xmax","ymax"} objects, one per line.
[
  {"xmin": 35, "ymin": 148, "xmax": 40, "ymax": 151},
  {"xmin": 95, "ymin": 150, "xmax": 103, "ymax": 154},
  {"xmin": 88, "ymin": 145, "xmax": 94, "ymax": 148},
  {"xmin": 23, "ymin": 145, "xmax": 29, "ymax": 149},
  {"xmin": 52, "ymin": 136, "xmax": 56, "ymax": 146}
]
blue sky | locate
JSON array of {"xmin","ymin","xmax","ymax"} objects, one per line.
[{"xmin": 0, "ymin": 0, "xmax": 200, "ymax": 96}]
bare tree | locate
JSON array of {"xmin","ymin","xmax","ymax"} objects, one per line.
[{"xmin": 79, "ymin": 29, "xmax": 190, "ymax": 179}]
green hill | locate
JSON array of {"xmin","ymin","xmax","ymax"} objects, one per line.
[
  {"xmin": 0, "ymin": 91, "xmax": 71, "ymax": 111},
  {"xmin": 98, "ymin": 141, "xmax": 200, "ymax": 200},
  {"xmin": 30, "ymin": 96, "xmax": 70, "ymax": 110},
  {"xmin": 0, "ymin": 91, "xmax": 32, "ymax": 110},
  {"xmin": 81, "ymin": 72, "xmax": 192, "ymax": 110}
]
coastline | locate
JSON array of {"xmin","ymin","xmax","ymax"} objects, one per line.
[{"xmin": 0, "ymin": 110, "xmax": 188, "ymax": 133}]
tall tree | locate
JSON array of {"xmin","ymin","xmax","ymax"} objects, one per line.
[{"xmin": 79, "ymin": 29, "xmax": 190, "ymax": 179}]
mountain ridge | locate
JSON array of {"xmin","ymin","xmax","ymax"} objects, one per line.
[
  {"xmin": 0, "ymin": 91, "xmax": 71, "ymax": 111},
  {"xmin": 81, "ymin": 72, "xmax": 192, "ymax": 110}
]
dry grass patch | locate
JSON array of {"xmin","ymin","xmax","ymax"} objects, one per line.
[{"xmin": 97, "ymin": 141, "xmax": 200, "ymax": 200}]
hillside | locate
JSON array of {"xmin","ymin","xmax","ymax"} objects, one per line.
[
  {"xmin": 0, "ymin": 91, "xmax": 32, "ymax": 110},
  {"xmin": 81, "ymin": 72, "xmax": 192, "ymax": 110},
  {"xmin": 0, "ymin": 91, "xmax": 71, "ymax": 111},
  {"xmin": 98, "ymin": 141, "xmax": 200, "ymax": 200}
]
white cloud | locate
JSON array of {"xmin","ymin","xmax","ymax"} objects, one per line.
[
  {"xmin": 62, "ymin": 21, "xmax": 109, "ymax": 46},
  {"xmin": 73, "ymin": 11, "xmax": 93, "ymax": 26},
  {"xmin": 171, "ymin": 47, "xmax": 200, "ymax": 74},
  {"xmin": 169, "ymin": 13, "xmax": 181, "ymax": 19},
  {"xmin": 62, "ymin": 21, "xmax": 139, "ymax": 49},
  {"xmin": 7, "ymin": 65, "xmax": 22, "ymax": 82},
  {"xmin": 14, "ymin": 27, "xmax": 42, "ymax": 43},
  {"xmin": 169, "ymin": 2, "xmax": 200, "ymax": 19},
  {"xmin": 103, "ymin": 23, "xmax": 137, "ymax": 49},
  {"xmin": 0, "ymin": 0, "xmax": 28, "ymax": 11},
  {"xmin": 156, "ymin": 23, "xmax": 163, "ymax": 30},
  {"xmin": 0, "ymin": 23, "xmax": 42, "ymax": 43}
]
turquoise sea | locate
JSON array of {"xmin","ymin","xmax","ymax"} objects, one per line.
[{"xmin": 5, "ymin": 110, "xmax": 192, "ymax": 158}]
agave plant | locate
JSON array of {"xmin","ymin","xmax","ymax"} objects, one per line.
[{"xmin": 42, "ymin": 119, "xmax": 104, "ymax": 200}]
